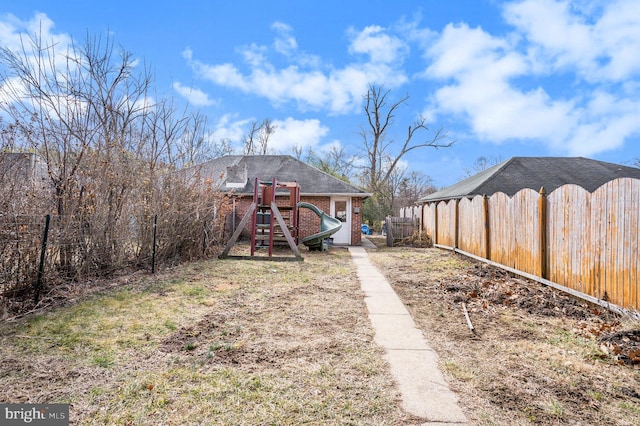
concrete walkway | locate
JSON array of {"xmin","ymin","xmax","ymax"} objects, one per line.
[{"xmin": 350, "ymin": 240, "xmax": 468, "ymax": 425}]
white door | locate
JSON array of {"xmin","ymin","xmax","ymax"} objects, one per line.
[{"xmin": 331, "ymin": 197, "xmax": 351, "ymax": 245}]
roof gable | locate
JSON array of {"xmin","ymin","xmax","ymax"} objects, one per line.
[
  {"xmin": 420, "ymin": 157, "xmax": 640, "ymax": 203},
  {"xmin": 189, "ymin": 155, "xmax": 369, "ymax": 196}
]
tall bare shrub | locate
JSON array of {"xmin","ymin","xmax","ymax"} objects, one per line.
[{"xmin": 0, "ymin": 30, "xmax": 227, "ymax": 312}]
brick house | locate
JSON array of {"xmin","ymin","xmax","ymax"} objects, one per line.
[
  {"xmin": 191, "ymin": 155, "xmax": 371, "ymax": 246},
  {"xmin": 0, "ymin": 152, "xmax": 48, "ymax": 187},
  {"xmin": 0, "ymin": 152, "xmax": 49, "ymax": 212}
]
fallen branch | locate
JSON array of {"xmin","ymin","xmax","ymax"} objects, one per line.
[{"xmin": 462, "ymin": 302, "xmax": 476, "ymax": 335}]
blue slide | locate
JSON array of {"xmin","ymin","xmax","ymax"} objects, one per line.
[{"xmin": 297, "ymin": 202, "xmax": 343, "ymax": 250}]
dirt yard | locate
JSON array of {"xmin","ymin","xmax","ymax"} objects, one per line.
[{"xmin": 367, "ymin": 235, "xmax": 640, "ymax": 425}]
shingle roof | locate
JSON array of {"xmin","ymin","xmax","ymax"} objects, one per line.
[
  {"xmin": 419, "ymin": 157, "xmax": 640, "ymax": 203},
  {"xmin": 188, "ymin": 155, "xmax": 370, "ymax": 197}
]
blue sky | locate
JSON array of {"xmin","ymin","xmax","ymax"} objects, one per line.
[{"xmin": 2, "ymin": 0, "xmax": 640, "ymax": 188}]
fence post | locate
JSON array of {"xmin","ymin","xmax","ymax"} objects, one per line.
[
  {"xmin": 202, "ymin": 219, "xmax": 207, "ymax": 255},
  {"xmin": 483, "ymin": 195, "xmax": 490, "ymax": 260},
  {"xmin": 433, "ymin": 202, "xmax": 438, "ymax": 246},
  {"xmin": 538, "ymin": 187, "xmax": 547, "ymax": 279},
  {"xmin": 152, "ymin": 214, "xmax": 158, "ymax": 274},
  {"xmin": 33, "ymin": 214, "xmax": 51, "ymax": 304},
  {"xmin": 454, "ymin": 199, "xmax": 460, "ymax": 249},
  {"xmin": 385, "ymin": 216, "xmax": 393, "ymax": 247}
]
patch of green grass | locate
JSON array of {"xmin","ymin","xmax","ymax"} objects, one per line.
[
  {"xmin": 619, "ymin": 401, "xmax": 640, "ymax": 419},
  {"xmin": 588, "ymin": 391, "xmax": 604, "ymax": 401},
  {"xmin": 442, "ymin": 360, "xmax": 475, "ymax": 381},
  {"xmin": 93, "ymin": 367, "xmax": 294, "ymax": 424},
  {"xmin": 88, "ymin": 385, "xmax": 109, "ymax": 398},
  {"xmin": 352, "ymin": 351, "xmax": 383, "ymax": 377},
  {"xmin": 546, "ymin": 399, "xmax": 565, "ymax": 418},
  {"xmin": 479, "ymin": 411, "xmax": 501, "ymax": 425},
  {"xmin": 11, "ymin": 273, "xmax": 215, "ymax": 362},
  {"xmin": 182, "ymin": 285, "xmax": 206, "ymax": 297},
  {"xmin": 163, "ymin": 319, "xmax": 177, "ymax": 331},
  {"xmin": 545, "ymin": 329, "xmax": 594, "ymax": 352},
  {"xmin": 546, "ymin": 329, "xmax": 577, "ymax": 346},
  {"xmin": 522, "ymin": 406, "xmax": 536, "ymax": 422},
  {"xmin": 92, "ymin": 353, "xmax": 115, "ymax": 368}
]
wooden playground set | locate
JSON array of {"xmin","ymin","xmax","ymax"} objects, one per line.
[{"xmin": 219, "ymin": 178, "xmax": 342, "ymax": 261}]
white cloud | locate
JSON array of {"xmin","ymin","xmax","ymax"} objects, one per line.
[
  {"xmin": 207, "ymin": 113, "xmax": 252, "ymax": 144},
  {"xmin": 240, "ymin": 43, "xmax": 269, "ymax": 68},
  {"xmin": 0, "ymin": 13, "xmax": 93, "ymax": 121},
  {"xmin": 422, "ymin": 2, "xmax": 640, "ymax": 158},
  {"xmin": 347, "ymin": 25, "xmax": 408, "ymax": 63},
  {"xmin": 595, "ymin": 0, "xmax": 640, "ymax": 80},
  {"xmin": 427, "ymin": 23, "xmax": 571, "ymax": 142},
  {"xmin": 205, "ymin": 115, "xmax": 330, "ymax": 154},
  {"xmin": 503, "ymin": 0, "xmax": 640, "ymax": 82},
  {"xmin": 0, "ymin": 76, "xmax": 26, "ymax": 106},
  {"xmin": 270, "ymin": 117, "xmax": 329, "ymax": 151},
  {"xmin": 0, "ymin": 12, "xmax": 76, "ymax": 85},
  {"xmin": 271, "ymin": 22, "xmax": 298, "ymax": 56},
  {"xmin": 0, "ymin": 12, "xmax": 71, "ymax": 53},
  {"xmin": 427, "ymin": 24, "xmax": 525, "ymax": 79},
  {"xmin": 564, "ymin": 91, "xmax": 640, "ymax": 155},
  {"xmin": 173, "ymin": 81, "xmax": 216, "ymax": 106},
  {"xmin": 0, "ymin": 14, "xmax": 28, "ymax": 52},
  {"xmin": 398, "ymin": 15, "xmax": 439, "ymax": 51},
  {"xmin": 181, "ymin": 47, "xmax": 193, "ymax": 61},
  {"xmin": 184, "ymin": 23, "xmax": 407, "ymax": 115}
]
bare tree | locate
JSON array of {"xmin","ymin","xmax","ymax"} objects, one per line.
[
  {"xmin": 393, "ymin": 170, "xmax": 436, "ymax": 214},
  {"xmin": 174, "ymin": 110, "xmax": 211, "ymax": 168},
  {"xmin": 306, "ymin": 145, "xmax": 355, "ymax": 183},
  {"xmin": 208, "ymin": 137, "xmax": 235, "ymax": 159},
  {"xmin": 0, "ymin": 28, "xmax": 229, "ymax": 293},
  {"xmin": 257, "ymin": 118, "xmax": 276, "ymax": 155},
  {"xmin": 360, "ymin": 84, "xmax": 452, "ymax": 219},
  {"xmin": 288, "ymin": 144, "xmax": 356, "ymax": 183},
  {"xmin": 289, "ymin": 144, "xmax": 311, "ymax": 160},
  {"xmin": 463, "ymin": 155, "xmax": 504, "ymax": 178},
  {"xmin": 1, "ymin": 32, "xmax": 97, "ymax": 219},
  {"xmin": 242, "ymin": 118, "xmax": 276, "ymax": 155},
  {"xmin": 242, "ymin": 121, "xmax": 259, "ymax": 155}
]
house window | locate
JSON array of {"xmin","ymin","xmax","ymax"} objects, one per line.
[{"xmin": 335, "ymin": 200, "xmax": 347, "ymax": 222}]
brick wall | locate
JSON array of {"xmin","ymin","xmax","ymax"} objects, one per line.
[
  {"xmin": 299, "ymin": 196, "xmax": 329, "ymax": 239},
  {"xmin": 351, "ymin": 196, "xmax": 363, "ymax": 245}
]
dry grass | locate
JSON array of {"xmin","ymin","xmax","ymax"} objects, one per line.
[
  {"xmin": 0, "ymin": 246, "xmax": 412, "ymax": 425},
  {"xmin": 5, "ymin": 236, "xmax": 639, "ymax": 425},
  {"xmin": 366, "ymin": 235, "xmax": 640, "ymax": 426}
]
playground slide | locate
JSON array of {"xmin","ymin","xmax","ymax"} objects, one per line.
[{"xmin": 297, "ymin": 202, "xmax": 342, "ymax": 250}]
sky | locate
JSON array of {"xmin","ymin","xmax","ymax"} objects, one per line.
[{"xmin": 1, "ymin": 0, "xmax": 640, "ymax": 188}]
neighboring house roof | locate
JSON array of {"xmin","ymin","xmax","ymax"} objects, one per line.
[
  {"xmin": 419, "ymin": 157, "xmax": 640, "ymax": 203},
  {"xmin": 0, "ymin": 152, "xmax": 48, "ymax": 183},
  {"xmin": 187, "ymin": 155, "xmax": 371, "ymax": 197}
]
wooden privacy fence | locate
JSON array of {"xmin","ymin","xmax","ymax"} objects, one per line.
[
  {"xmin": 422, "ymin": 178, "xmax": 640, "ymax": 313},
  {"xmin": 384, "ymin": 216, "xmax": 419, "ymax": 246}
]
